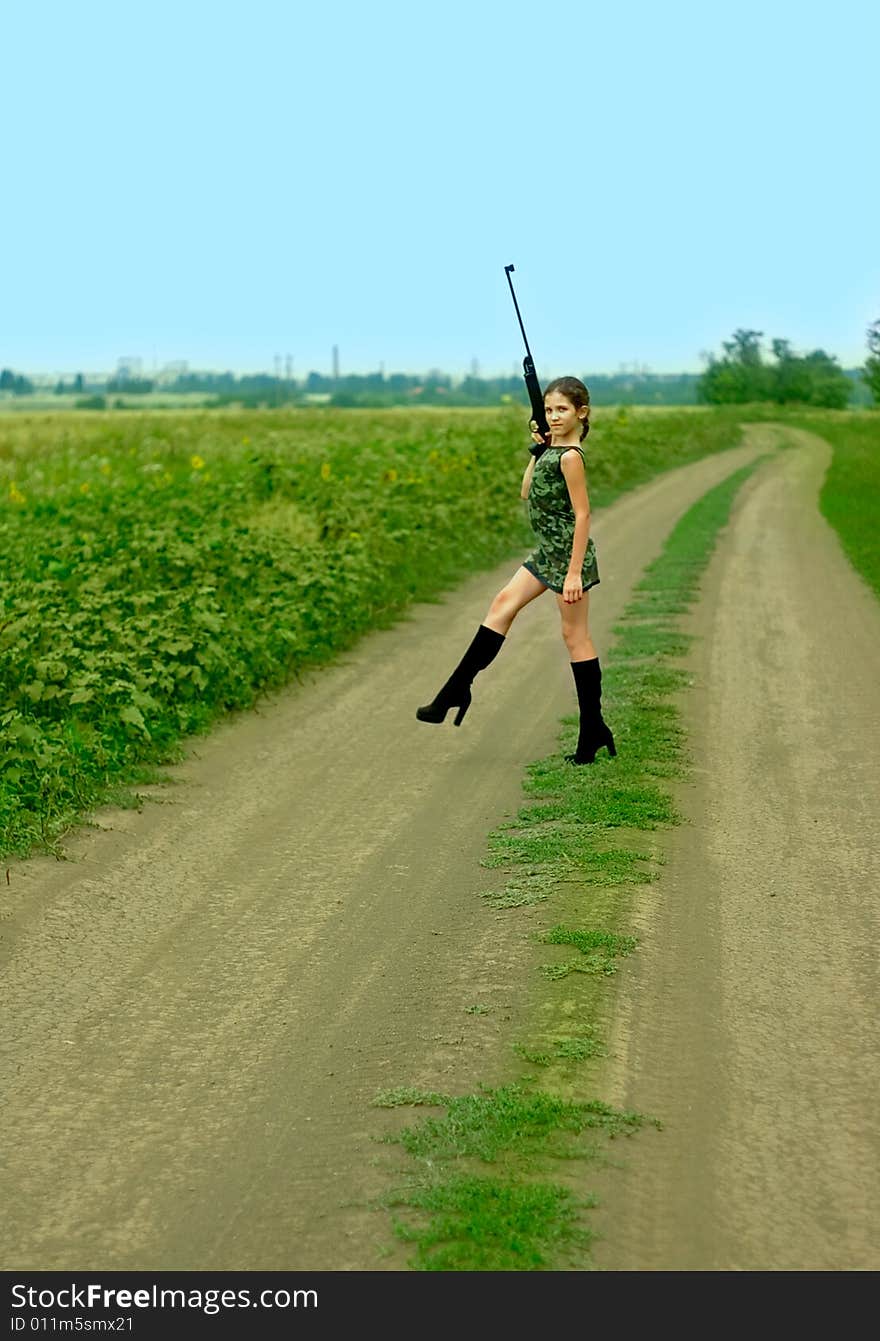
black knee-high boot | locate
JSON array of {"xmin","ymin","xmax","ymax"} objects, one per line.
[
  {"xmin": 416, "ymin": 624, "xmax": 506, "ymax": 726},
  {"xmin": 565, "ymin": 657, "xmax": 617, "ymax": 764}
]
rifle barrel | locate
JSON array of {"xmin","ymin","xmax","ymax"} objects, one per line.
[{"xmin": 504, "ymin": 265, "xmax": 535, "ymax": 364}]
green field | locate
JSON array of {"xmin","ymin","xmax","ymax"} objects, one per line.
[
  {"xmin": 799, "ymin": 411, "xmax": 880, "ymax": 599},
  {"xmin": 1, "ymin": 403, "xmax": 873, "ymax": 859}
]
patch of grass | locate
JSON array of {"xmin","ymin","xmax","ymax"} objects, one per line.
[
  {"xmin": 513, "ymin": 1035, "xmax": 608, "ymax": 1067},
  {"xmin": 373, "ymin": 1086, "xmax": 447, "ymax": 1109},
  {"xmin": 387, "ymin": 1173, "xmax": 595, "ymax": 1271},
  {"xmin": 483, "ymin": 859, "xmax": 659, "ymax": 912},
  {"xmin": 623, "ymin": 594, "xmax": 692, "ymax": 617},
  {"xmin": 566, "ymin": 846, "xmax": 661, "ymax": 887},
  {"xmin": 378, "ymin": 1084, "xmax": 658, "ymax": 1269},
  {"xmin": 480, "ymin": 871, "xmax": 556, "ymax": 908},
  {"xmin": 378, "ymin": 1083, "xmax": 652, "ymax": 1164},
  {"xmin": 609, "ymin": 623, "xmax": 695, "ymax": 660},
  {"xmin": 538, "ymin": 926, "xmax": 638, "ymax": 980},
  {"xmin": 553, "ymin": 1035, "xmax": 608, "ymax": 1061}
]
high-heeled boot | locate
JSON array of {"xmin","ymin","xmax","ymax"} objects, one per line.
[
  {"xmin": 416, "ymin": 623, "xmax": 506, "ymax": 726},
  {"xmin": 565, "ymin": 657, "xmax": 617, "ymax": 764}
]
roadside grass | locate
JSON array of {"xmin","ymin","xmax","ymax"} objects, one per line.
[
  {"xmin": 788, "ymin": 410, "xmax": 880, "ymax": 599},
  {"xmin": 0, "ymin": 405, "xmax": 748, "ymax": 858},
  {"xmin": 376, "ymin": 455, "xmax": 766, "ymax": 1270}
]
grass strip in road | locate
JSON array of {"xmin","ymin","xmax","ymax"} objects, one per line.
[
  {"xmin": 373, "ymin": 1084, "xmax": 654, "ymax": 1271},
  {"xmin": 375, "ymin": 455, "xmax": 766, "ymax": 1270},
  {"xmin": 385, "ymin": 1175, "xmax": 593, "ymax": 1272}
]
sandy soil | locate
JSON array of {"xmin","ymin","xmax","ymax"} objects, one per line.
[{"xmin": 2, "ymin": 425, "xmax": 874, "ymax": 1271}]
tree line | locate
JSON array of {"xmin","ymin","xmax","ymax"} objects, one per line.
[
  {"xmin": 697, "ymin": 326, "xmax": 880, "ymax": 409},
  {"xmin": 3, "ymin": 324, "xmax": 879, "ymax": 408},
  {"xmin": 0, "ymin": 367, "xmax": 707, "ymax": 408}
]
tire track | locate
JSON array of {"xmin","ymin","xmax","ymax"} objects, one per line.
[{"xmin": 591, "ymin": 427, "xmax": 880, "ymax": 1270}]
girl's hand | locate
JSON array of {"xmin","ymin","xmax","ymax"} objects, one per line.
[
  {"xmin": 529, "ymin": 419, "xmax": 546, "ymax": 445},
  {"xmin": 563, "ymin": 572, "xmax": 583, "ymax": 604}
]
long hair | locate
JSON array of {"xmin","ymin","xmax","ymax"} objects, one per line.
[{"xmin": 544, "ymin": 376, "xmax": 591, "ymax": 441}]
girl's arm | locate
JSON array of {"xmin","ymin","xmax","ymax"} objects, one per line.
[
  {"xmin": 560, "ymin": 449, "xmax": 591, "ymax": 576},
  {"xmin": 520, "ymin": 453, "xmax": 537, "ymax": 500}
]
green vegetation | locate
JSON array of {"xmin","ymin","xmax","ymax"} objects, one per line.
[
  {"xmin": 538, "ymin": 926, "xmax": 638, "ymax": 980},
  {"xmin": 0, "ymin": 369, "xmax": 35, "ymax": 397},
  {"xmin": 376, "ymin": 458, "xmax": 763, "ymax": 1271},
  {"xmin": 513, "ymin": 1035, "xmax": 607, "ymax": 1066},
  {"xmin": 374, "ymin": 1084, "xmax": 657, "ymax": 1270},
  {"xmin": 376, "ymin": 1083, "xmax": 649, "ymax": 1163},
  {"xmin": 698, "ymin": 329, "xmax": 855, "ymax": 408},
  {"xmin": 791, "ymin": 411, "xmax": 880, "ymax": 598},
  {"xmin": 387, "ymin": 1175, "xmax": 593, "ymax": 1272},
  {"xmin": 3, "ymin": 350, "xmax": 872, "ymax": 411},
  {"xmin": 0, "ymin": 405, "xmax": 747, "ymax": 858},
  {"xmin": 862, "ymin": 319, "xmax": 880, "ymax": 404}
]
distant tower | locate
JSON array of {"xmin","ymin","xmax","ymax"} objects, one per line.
[
  {"xmin": 285, "ymin": 354, "xmax": 293, "ymax": 382},
  {"xmin": 332, "ymin": 345, "xmax": 339, "ymax": 380},
  {"xmin": 471, "ymin": 357, "xmax": 480, "ymax": 379}
]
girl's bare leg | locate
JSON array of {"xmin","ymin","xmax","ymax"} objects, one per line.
[
  {"xmin": 483, "ymin": 566, "xmax": 550, "ymax": 635},
  {"xmin": 416, "ymin": 567, "xmax": 548, "ymax": 725},
  {"xmin": 555, "ymin": 589, "xmax": 597, "ymax": 661}
]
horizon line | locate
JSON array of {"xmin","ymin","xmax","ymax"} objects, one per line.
[{"xmin": 6, "ymin": 360, "xmax": 868, "ymax": 382}]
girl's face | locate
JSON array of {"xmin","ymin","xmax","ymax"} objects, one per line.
[{"xmin": 544, "ymin": 392, "xmax": 586, "ymax": 439}]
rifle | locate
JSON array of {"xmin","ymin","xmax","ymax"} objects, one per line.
[{"xmin": 504, "ymin": 264, "xmax": 549, "ymax": 458}]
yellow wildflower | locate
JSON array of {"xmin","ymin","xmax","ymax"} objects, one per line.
[
  {"xmin": 321, "ymin": 462, "xmax": 332, "ymax": 480},
  {"xmin": 383, "ymin": 468, "xmax": 398, "ymax": 484},
  {"xmin": 191, "ymin": 454, "xmax": 205, "ymax": 470},
  {"xmin": 80, "ymin": 481, "xmax": 90, "ymax": 494},
  {"xmin": 9, "ymin": 482, "xmax": 26, "ymax": 504}
]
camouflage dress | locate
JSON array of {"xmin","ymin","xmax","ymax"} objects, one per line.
[{"xmin": 522, "ymin": 444, "xmax": 600, "ymax": 594}]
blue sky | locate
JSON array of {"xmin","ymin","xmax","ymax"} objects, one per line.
[{"xmin": 3, "ymin": 0, "xmax": 877, "ymax": 377}]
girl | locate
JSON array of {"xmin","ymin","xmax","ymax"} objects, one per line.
[{"xmin": 416, "ymin": 376, "xmax": 616, "ymax": 765}]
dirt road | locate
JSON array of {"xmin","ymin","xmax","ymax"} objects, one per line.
[
  {"xmin": 589, "ymin": 427, "xmax": 880, "ymax": 1270},
  {"xmin": 2, "ymin": 425, "xmax": 876, "ymax": 1271}
]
